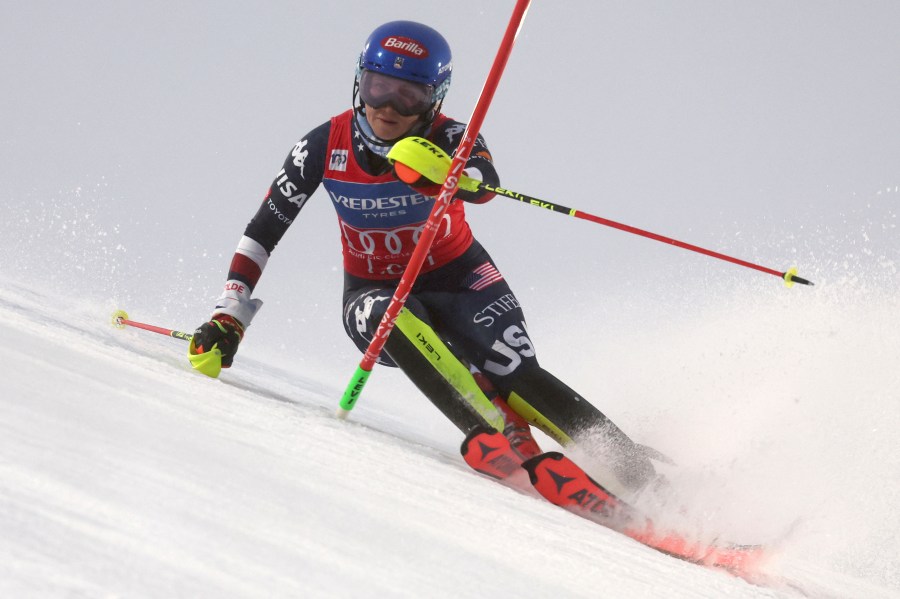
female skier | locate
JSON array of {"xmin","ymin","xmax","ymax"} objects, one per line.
[{"xmin": 189, "ymin": 20, "xmax": 657, "ymax": 492}]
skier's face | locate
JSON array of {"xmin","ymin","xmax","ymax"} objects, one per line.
[{"xmin": 364, "ymin": 103, "xmax": 421, "ymax": 141}]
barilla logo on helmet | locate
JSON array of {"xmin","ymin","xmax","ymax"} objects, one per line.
[{"xmin": 381, "ymin": 36, "xmax": 429, "ymax": 58}]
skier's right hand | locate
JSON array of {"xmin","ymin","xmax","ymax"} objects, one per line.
[
  {"xmin": 393, "ymin": 161, "xmax": 443, "ymax": 197},
  {"xmin": 188, "ymin": 314, "xmax": 245, "ymax": 377}
]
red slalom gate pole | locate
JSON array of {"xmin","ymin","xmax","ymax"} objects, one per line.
[{"xmin": 337, "ymin": 0, "xmax": 532, "ymax": 418}]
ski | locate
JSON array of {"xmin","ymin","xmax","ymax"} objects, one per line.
[
  {"xmin": 461, "ymin": 428, "xmax": 768, "ymax": 581},
  {"xmin": 523, "ymin": 451, "xmax": 768, "ymax": 578}
]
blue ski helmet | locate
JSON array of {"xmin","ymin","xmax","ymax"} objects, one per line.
[{"xmin": 356, "ymin": 21, "xmax": 453, "ymax": 108}]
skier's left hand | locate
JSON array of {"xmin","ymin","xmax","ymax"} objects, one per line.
[{"xmin": 187, "ymin": 314, "xmax": 245, "ymax": 377}]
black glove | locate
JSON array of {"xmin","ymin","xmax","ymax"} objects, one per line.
[{"xmin": 189, "ymin": 314, "xmax": 244, "ymax": 368}]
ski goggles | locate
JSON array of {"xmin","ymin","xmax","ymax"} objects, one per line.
[{"xmin": 358, "ymin": 70, "xmax": 435, "ymax": 117}]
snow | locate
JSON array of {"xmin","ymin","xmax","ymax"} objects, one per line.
[
  {"xmin": 0, "ymin": 284, "xmax": 773, "ymax": 598},
  {"xmin": 2, "ymin": 279, "xmax": 898, "ymax": 598},
  {"xmin": 3, "ymin": 2, "xmax": 900, "ymax": 597}
]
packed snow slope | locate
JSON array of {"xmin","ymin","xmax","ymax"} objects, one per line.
[
  {"xmin": 1, "ymin": 278, "xmax": 898, "ymax": 599},
  {"xmin": 2, "ymin": 1, "xmax": 900, "ymax": 597}
]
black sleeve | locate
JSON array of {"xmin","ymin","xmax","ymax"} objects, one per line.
[
  {"xmin": 243, "ymin": 120, "xmax": 331, "ymax": 254},
  {"xmin": 431, "ymin": 119, "xmax": 500, "ymax": 204}
]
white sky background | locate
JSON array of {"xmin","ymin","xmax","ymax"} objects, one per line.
[{"xmin": 1, "ymin": 2, "xmax": 899, "ymax": 594}]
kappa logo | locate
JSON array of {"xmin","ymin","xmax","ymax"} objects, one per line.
[
  {"xmin": 329, "ymin": 149, "xmax": 348, "ymax": 172},
  {"xmin": 443, "ymin": 123, "xmax": 487, "ymax": 151},
  {"xmin": 291, "ymin": 138, "xmax": 308, "ymax": 177},
  {"xmin": 354, "ymin": 294, "xmax": 388, "ymax": 334},
  {"xmin": 444, "ymin": 123, "xmax": 465, "ymax": 144}
]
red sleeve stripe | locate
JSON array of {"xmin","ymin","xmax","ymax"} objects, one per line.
[
  {"xmin": 228, "ymin": 253, "xmax": 263, "ymax": 289},
  {"xmin": 227, "ymin": 235, "xmax": 269, "ymax": 289}
]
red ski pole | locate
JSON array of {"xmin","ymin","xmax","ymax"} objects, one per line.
[
  {"xmin": 112, "ymin": 310, "xmax": 224, "ymax": 377},
  {"xmin": 387, "ymin": 138, "xmax": 815, "ymax": 288},
  {"xmin": 476, "ymin": 182, "xmax": 815, "ymax": 287},
  {"xmin": 111, "ymin": 309, "xmax": 193, "ymax": 341},
  {"xmin": 337, "ymin": 0, "xmax": 532, "ymax": 418}
]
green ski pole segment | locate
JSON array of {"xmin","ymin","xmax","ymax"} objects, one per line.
[{"xmin": 339, "ymin": 366, "xmax": 372, "ymax": 413}]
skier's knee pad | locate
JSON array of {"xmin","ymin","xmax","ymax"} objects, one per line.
[{"xmin": 342, "ymin": 289, "xmax": 429, "ymax": 366}]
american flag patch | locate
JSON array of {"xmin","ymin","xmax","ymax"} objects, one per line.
[{"xmin": 467, "ymin": 261, "xmax": 504, "ymax": 291}]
